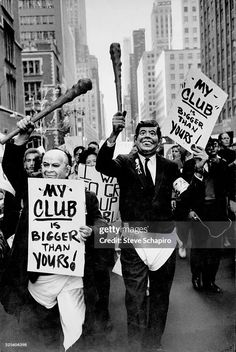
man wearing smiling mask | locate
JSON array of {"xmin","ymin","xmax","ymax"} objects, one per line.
[
  {"xmin": 0, "ymin": 117, "xmax": 106, "ymax": 352},
  {"xmin": 96, "ymin": 112, "xmax": 181, "ymax": 352}
]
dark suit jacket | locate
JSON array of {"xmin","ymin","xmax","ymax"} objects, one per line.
[
  {"xmin": 177, "ymin": 157, "xmax": 229, "ymax": 221},
  {"xmin": 1, "ymin": 142, "xmax": 106, "ymax": 315},
  {"xmin": 96, "ymin": 141, "xmax": 179, "ymax": 233}
]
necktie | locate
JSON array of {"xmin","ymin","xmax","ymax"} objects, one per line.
[{"xmin": 145, "ymin": 158, "xmax": 154, "ymax": 186}]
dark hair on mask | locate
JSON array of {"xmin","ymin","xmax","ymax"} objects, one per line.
[
  {"xmin": 135, "ymin": 120, "xmax": 161, "ymax": 140},
  {"xmin": 52, "ymin": 148, "xmax": 72, "ymax": 167}
]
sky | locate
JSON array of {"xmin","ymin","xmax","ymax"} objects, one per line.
[{"xmin": 86, "ymin": 0, "xmax": 154, "ymax": 135}]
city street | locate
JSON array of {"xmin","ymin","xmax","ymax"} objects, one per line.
[{"xmin": 0, "ymin": 249, "xmax": 235, "ymax": 352}]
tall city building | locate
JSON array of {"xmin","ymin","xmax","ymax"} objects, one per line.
[
  {"xmin": 66, "ymin": 0, "xmax": 89, "ymax": 64},
  {"xmin": 18, "ymin": 0, "xmax": 77, "ymax": 148},
  {"xmin": 154, "ymin": 49, "xmax": 201, "ymax": 127},
  {"xmin": 151, "ymin": 0, "xmax": 172, "ymax": 56},
  {"xmin": 137, "ymin": 51, "xmax": 156, "ymax": 121},
  {"xmin": 0, "ymin": 1, "xmax": 25, "ymax": 134},
  {"xmin": 130, "ymin": 28, "xmax": 145, "ymax": 126},
  {"xmin": 19, "ymin": 0, "xmax": 76, "ymax": 88},
  {"xmin": 199, "ymin": 0, "xmax": 236, "ymax": 137},
  {"xmin": 122, "ymin": 37, "xmax": 132, "ymax": 96},
  {"xmin": 171, "ymin": 0, "xmax": 200, "ymax": 50}
]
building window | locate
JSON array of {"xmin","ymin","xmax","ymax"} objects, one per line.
[
  {"xmin": 20, "ymin": 15, "xmax": 54, "ymax": 25},
  {"xmin": 179, "ymin": 63, "xmax": 184, "ymax": 69},
  {"xmin": 170, "ymin": 74, "xmax": 175, "ymax": 80},
  {"xmin": 170, "ymin": 64, "xmax": 175, "ymax": 70},
  {"xmin": 170, "ymin": 54, "xmax": 175, "ymax": 60},
  {"xmin": 23, "ymin": 60, "xmax": 41, "ymax": 75},
  {"xmin": 19, "ymin": 0, "xmax": 54, "ymax": 9},
  {"xmin": 6, "ymin": 74, "xmax": 16, "ymax": 110},
  {"xmin": 184, "ymin": 28, "xmax": 189, "ymax": 33},
  {"xmin": 24, "ymin": 81, "xmax": 42, "ymax": 102},
  {"xmin": 184, "ymin": 16, "xmax": 188, "ymax": 22},
  {"xmin": 4, "ymin": 21, "xmax": 14, "ymax": 65},
  {"xmin": 171, "ymin": 84, "xmax": 175, "ymax": 90},
  {"xmin": 21, "ymin": 31, "xmax": 55, "ymax": 42},
  {"xmin": 184, "ymin": 6, "xmax": 188, "ymax": 12},
  {"xmin": 171, "ymin": 94, "xmax": 176, "ymax": 99}
]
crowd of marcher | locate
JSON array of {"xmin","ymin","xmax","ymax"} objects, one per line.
[{"xmin": 0, "ymin": 114, "xmax": 235, "ymax": 352}]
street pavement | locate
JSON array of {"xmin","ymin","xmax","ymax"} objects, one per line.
[{"xmin": 0, "ymin": 249, "xmax": 235, "ymax": 352}]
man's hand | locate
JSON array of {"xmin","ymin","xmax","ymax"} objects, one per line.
[
  {"xmin": 188, "ymin": 210, "xmax": 199, "ymax": 221},
  {"xmin": 79, "ymin": 225, "xmax": 92, "ymax": 241},
  {"xmin": 108, "ymin": 111, "xmax": 126, "ymax": 144},
  {"xmin": 14, "ymin": 116, "xmax": 35, "ymax": 145},
  {"xmin": 192, "ymin": 145, "xmax": 208, "ymax": 170}
]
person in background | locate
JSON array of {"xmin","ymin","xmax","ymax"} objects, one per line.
[
  {"xmin": 80, "ymin": 148, "xmax": 98, "ymax": 167},
  {"xmin": 218, "ymin": 132, "xmax": 236, "ymax": 165},
  {"xmin": 88, "ymin": 141, "xmax": 99, "ymax": 154},
  {"xmin": 177, "ymin": 138, "xmax": 230, "ymax": 293},
  {"xmin": 70, "ymin": 146, "xmax": 85, "ymax": 179},
  {"xmin": 79, "ymin": 146, "xmax": 113, "ymax": 333},
  {"xmin": 1, "ymin": 148, "xmax": 42, "ymax": 240},
  {"xmin": 217, "ymin": 133, "xmax": 235, "ymax": 247},
  {"xmin": 171, "ymin": 145, "xmax": 189, "ymax": 259},
  {"xmin": 23, "ymin": 148, "xmax": 42, "ymax": 177}
]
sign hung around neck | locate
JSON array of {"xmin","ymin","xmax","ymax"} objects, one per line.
[{"xmin": 28, "ymin": 178, "xmax": 86, "ymax": 277}]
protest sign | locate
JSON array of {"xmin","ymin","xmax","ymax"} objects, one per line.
[
  {"xmin": 162, "ymin": 68, "xmax": 228, "ymax": 153},
  {"xmin": 28, "ymin": 178, "xmax": 86, "ymax": 276},
  {"xmin": 78, "ymin": 164, "xmax": 120, "ymax": 223}
]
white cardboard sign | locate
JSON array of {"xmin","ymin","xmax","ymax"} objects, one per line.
[
  {"xmin": 162, "ymin": 68, "xmax": 228, "ymax": 153},
  {"xmin": 28, "ymin": 178, "xmax": 86, "ymax": 277},
  {"xmin": 78, "ymin": 164, "xmax": 120, "ymax": 223}
]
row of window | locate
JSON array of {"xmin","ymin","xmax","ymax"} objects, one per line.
[
  {"xmin": 21, "ymin": 31, "xmax": 55, "ymax": 41},
  {"xmin": 23, "ymin": 60, "xmax": 41, "ymax": 75},
  {"xmin": 170, "ymin": 52, "xmax": 200, "ymax": 60},
  {"xmin": 24, "ymin": 81, "xmax": 42, "ymax": 102},
  {"xmin": 19, "ymin": 0, "xmax": 54, "ymax": 9},
  {"xmin": 184, "ymin": 16, "xmax": 198, "ymax": 22},
  {"xmin": 20, "ymin": 15, "xmax": 54, "ymax": 26},
  {"xmin": 184, "ymin": 6, "xmax": 197, "ymax": 12}
]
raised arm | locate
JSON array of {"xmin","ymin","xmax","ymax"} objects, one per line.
[{"xmin": 96, "ymin": 111, "xmax": 126, "ymax": 177}]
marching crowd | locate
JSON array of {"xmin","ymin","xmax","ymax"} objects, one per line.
[{"xmin": 0, "ymin": 113, "xmax": 235, "ymax": 352}]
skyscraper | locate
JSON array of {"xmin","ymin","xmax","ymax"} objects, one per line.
[
  {"xmin": 199, "ymin": 0, "xmax": 236, "ymax": 136},
  {"xmin": 130, "ymin": 28, "xmax": 145, "ymax": 125},
  {"xmin": 151, "ymin": 0, "xmax": 172, "ymax": 56},
  {"xmin": 66, "ymin": 0, "xmax": 89, "ymax": 63},
  {"xmin": 171, "ymin": 0, "xmax": 200, "ymax": 50},
  {"xmin": 137, "ymin": 51, "xmax": 156, "ymax": 121}
]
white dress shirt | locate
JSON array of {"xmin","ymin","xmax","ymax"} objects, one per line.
[{"xmin": 138, "ymin": 153, "xmax": 156, "ymax": 184}]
